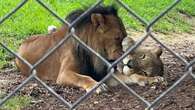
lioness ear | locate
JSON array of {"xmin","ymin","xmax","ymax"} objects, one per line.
[
  {"xmin": 122, "ymin": 37, "xmax": 135, "ymax": 52},
  {"xmin": 154, "ymin": 46, "xmax": 162, "ymax": 57},
  {"xmin": 91, "ymin": 13, "xmax": 105, "ymax": 32}
]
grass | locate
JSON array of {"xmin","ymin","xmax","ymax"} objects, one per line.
[
  {"xmin": 120, "ymin": 0, "xmax": 195, "ymax": 32},
  {"xmin": 0, "ymin": 95, "xmax": 31, "ymax": 110},
  {"xmin": 0, "ymin": 0, "xmax": 194, "ymax": 38},
  {"xmin": 0, "ymin": 0, "xmax": 195, "ymax": 108}
]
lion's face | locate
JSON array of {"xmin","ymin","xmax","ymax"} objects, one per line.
[
  {"xmin": 91, "ymin": 14, "xmax": 126, "ymax": 62},
  {"xmin": 117, "ymin": 37, "xmax": 164, "ymax": 77},
  {"xmin": 122, "ymin": 47, "xmax": 164, "ymax": 77}
]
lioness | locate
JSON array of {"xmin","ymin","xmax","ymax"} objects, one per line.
[
  {"xmin": 15, "ymin": 6, "xmax": 126, "ymax": 93},
  {"xmin": 106, "ymin": 37, "xmax": 165, "ymax": 87},
  {"xmin": 120, "ymin": 37, "xmax": 164, "ymax": 77}
]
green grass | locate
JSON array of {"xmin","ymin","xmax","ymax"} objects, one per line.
[
  {"xmin": 0, "ymin": 95, "xmax": 31, "ymax": 110},
  {"xmin": 120, "ymin": 0, "xmax": 195, "ymax": 32},
  {"xmin": 0, "ymin": 0, "xmax": 194, "ymax": 38},
  {"xmin": 0, "ymin": 37, "xmax": 22, "ymax": 68}
]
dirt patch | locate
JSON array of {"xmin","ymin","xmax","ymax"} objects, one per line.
[{"xmin": 1, "ymin": 32, "xmax": 195, "ymax": 110}]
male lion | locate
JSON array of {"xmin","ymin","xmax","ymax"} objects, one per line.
[{"xmin": 15, "ymin": 6, "xmax": 126, "ymax": 93}]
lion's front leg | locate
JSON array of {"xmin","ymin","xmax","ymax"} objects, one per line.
[
  {"xmin": 127, "ymin": 74, "xmax": 166, "ymax": 86},
  {"xmin": 56, "ymin": 60, "xmax": 107, "ymax": 94},
  {"xmin": 56, "ymin": 70, "xmax": 108, "ymax": 94},
  {"xmin": 106, "ymin": 72, "xmax": 166, "ymax": 87}
]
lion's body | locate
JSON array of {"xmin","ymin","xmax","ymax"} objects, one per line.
[
  {"xmin": 16, "ymin": 6, "xmax": 126, "ymax": 93},
  {"xmin": 16, "ymin": 27, "xmax": 67, "ymax": 81}
]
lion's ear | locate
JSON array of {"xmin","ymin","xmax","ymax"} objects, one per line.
[
  {"xmin": 91, "ymin": 13, "xmax": 105, "ymax": 33},
  {"xmin": 154, "ymin": 46, "xmax": 162, "ymax": 57}
]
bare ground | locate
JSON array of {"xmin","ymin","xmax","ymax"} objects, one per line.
[{"xmin": 1, "ymin": 31, "xmax": 195, "ymax": 110}]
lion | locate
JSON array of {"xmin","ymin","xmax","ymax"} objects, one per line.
[
  {"xmin": 120, "ymin": 37, "xmax": 164, "ymax": 77},
  {"xmin": 48, "ymin": 26, "xmax": 165, "ymax": 88},
  {"xmin": 106, "ymin": 37, "xmax": 165, "ymax": 87},
  {"xmin": 15, "ymin": 6, "xmax": 127, "ymax": 93}
]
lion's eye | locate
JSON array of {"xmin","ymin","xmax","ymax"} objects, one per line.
[{"xmin": 140, "ymin": 54, "xmax": 145, "ymax": 59}]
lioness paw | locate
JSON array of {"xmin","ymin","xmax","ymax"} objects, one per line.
[
  {"xmin": 136, "ymin": 76, "xmax": 167, "ymax": 86},
  {"xmin": 137, "ymin": 81, "xmax": 148, "ymax": 86},
  {"xmin": 149, "ymin": 76, "xmax": 167, "ymax": 86}
]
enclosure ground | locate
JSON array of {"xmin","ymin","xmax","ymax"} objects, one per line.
[{"xmin": 1, "ymin": 31, "xmax": 195, "ymax": 110}]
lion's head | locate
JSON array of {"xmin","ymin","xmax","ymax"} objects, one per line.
[
  {"xmin": 65, "ymin": 6, "xmax": 126, "ymax": 80},
  {"xmin": 118, "ymin": 37, "xmax": 164, "ymax": 77}
]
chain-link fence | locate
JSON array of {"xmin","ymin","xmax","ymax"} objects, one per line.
[{"xmin": 0, "ymin": 0, "xmax": 194, "ymax": 109}]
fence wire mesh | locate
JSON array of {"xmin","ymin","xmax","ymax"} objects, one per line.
[{"xmin": 0, "ymin": 0, "xmax": 194, "ymax": 109}]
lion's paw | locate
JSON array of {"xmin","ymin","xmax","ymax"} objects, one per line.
[
  {"xmin": 95, "ymin": 83, "xmax": 109, "ymax": 94},
  {"xmin": 137, "ymin": 81, "xmax": 148, "ymax": 86},
  {"xmin": 86, "ymin": 83, "xmax": 109, "ymax": 94},
  {"xmin": 150, "ymin": 76, "xmax": 167, "ymax": 86}
]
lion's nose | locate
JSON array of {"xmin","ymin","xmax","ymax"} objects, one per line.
[
  {"xmin": 127, "ymin": 60, "xmax": 134, "ymax": 68},
  {"xmin": 119, "ymin": 51, "xmax": 124, "ymax": 56}
]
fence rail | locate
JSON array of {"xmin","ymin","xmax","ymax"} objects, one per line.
[{"xmin": 0, "ymin": 0, "xmax": 194, "ymax": 110}]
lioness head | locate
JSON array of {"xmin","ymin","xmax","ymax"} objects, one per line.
[{"xmin": 118, "ymin": 37, "xmax": 164, "ymax": 77}]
